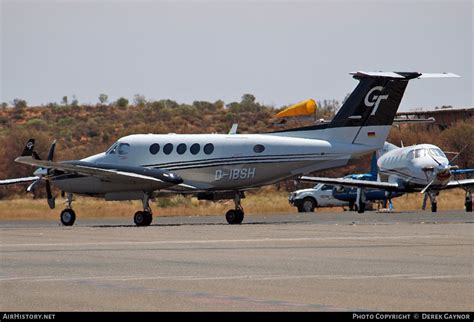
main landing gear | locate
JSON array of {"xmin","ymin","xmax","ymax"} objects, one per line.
[
  {"xmin": 60, "ymin": 193, "xmax": 76, "ymax": 226},
  {"xmin": 356, "ymin": 188, "xmax": 367, "ymax": 214},
  {"xmin": 134, "ymin": 194, "xmax": 153, "ymax": 227},
  {"xmin": 225, "ymin": 193, "xmax": 245, "ymax": 225}
]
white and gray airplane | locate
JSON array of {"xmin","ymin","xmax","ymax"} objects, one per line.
[
  {"xmin": 301, "ymin": 142, "xmax": 474, "ymax": 213},
  {"xmin": 0, "ymin": 71, "xmax": 459, "ymax": 226}
]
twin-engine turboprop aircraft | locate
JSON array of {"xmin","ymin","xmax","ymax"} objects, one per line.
[
  {"xmin": 301, "ymin": 142, "xmax": 474, "ymax": 213},
  {"xmin": 0, "ymin": 71, "xmax": 459, "ymax": 226}
]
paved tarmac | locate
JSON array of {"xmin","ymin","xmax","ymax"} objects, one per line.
[{"xmin": 0, "ymin": 211, "xmax": 473, "ymax": 311}]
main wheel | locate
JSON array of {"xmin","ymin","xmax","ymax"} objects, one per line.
[
  {"xmin": 465, "ymin": 198, "xmax": 472, "ymax": 212},
  {"xmin": 226, "ymin": 209, "xmax": 244, "ymax": 225},
  {"xmin": 60, "ymin": 209, "xmax": 76, "ymax": 226},
  {"xmin": 357, "ymin": 202, "xmax": 366, "ymax": 213},
  {"xmin": 297, "ymin": 197, "xmax": 316, "ymax": 213},
  {"xmin": 431, "ymin": 202, "xmax": 437, "ymax": 213},
  {"xmin": 134, "ymin": 211, "xmax": 152, "ymax": 226}
]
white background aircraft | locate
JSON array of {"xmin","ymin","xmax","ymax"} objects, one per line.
[
  {"xmin": 0, "ymin": 71, "xmax": 459, "ymax": 226},
  {"xmin": 301, "ymin": 142, "xmax": 474, "ymax": 213}
]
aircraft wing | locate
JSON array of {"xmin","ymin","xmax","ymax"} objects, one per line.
[
  {"xmin": 0, "ymin": 176, "xmax": 39, "ymax": 186},
  {"xmin": 14, "ymin": 156, "xmax": 189, "ymax": 190},
  {"xmin": 451, "ymin": 169, "xmax": 474, "ymax": 176},
  {"xmin": 299, "ymin": 176, "xmax": 400, "ymax": 191},
  {"xmin": 445, "ymin": 178, "xmax": 474, "ymax": 190}
]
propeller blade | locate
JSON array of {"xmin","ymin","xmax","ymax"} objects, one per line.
[
  {"xmin": 45, "ymin": 180, "xmax": 55, "ymax": 209},
  {"xmin": 421, "ymin": 179, "xmax": 435, "ymax": 194},
  {"xmin": 27, "ymin": 179, "xmax": 41, "ymax": 193},
  {"xmin": 448, "ymin": 144, "xmax": 468, "ymax": 165},
  {"xmin": 47, "ymin": 140, "xmax": 57, "ymax": 161}
]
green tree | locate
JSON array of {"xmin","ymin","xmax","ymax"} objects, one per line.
[
  {"xmin": 116, "ymin": 97, "xmax": 129, "ymax": 108},
  {"xmin": 98, "ymin": 93, "xmax": 108, "ymax": 105},
  {"xmin": 241, "ymin": 94, "xmax": 256, "ymax": 105},
  {"xmin": 12, "ymin": 98, "xmax": 27, "ymax": 109}
]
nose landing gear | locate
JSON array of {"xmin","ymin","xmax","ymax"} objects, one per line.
[
  {"xmin": 60, "ymin": 193, "xmax": 76, "ymax": 226},
  {"xmin": 465, "ymin": 191, "xmax": 472, "ymax": 212}
]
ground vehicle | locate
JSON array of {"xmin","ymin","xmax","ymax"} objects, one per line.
[{"xmin": 289, "ymin": 184, "xmax": 349, "ymax": 212}]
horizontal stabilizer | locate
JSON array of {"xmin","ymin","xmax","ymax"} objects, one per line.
[{"xmin": 350, "ymin": 71, "xmax": 460, "ymax": 79}]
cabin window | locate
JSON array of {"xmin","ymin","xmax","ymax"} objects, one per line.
[
  {"xmin": 190, "ymin": 143, "xmax": 200, "ymax": 155},
  {"xmin": 118, "ymin": 143, "xmax": 130, "ymax": 155},
  {"xmin": 253, "ymin": 144, "xmax": 265, "ymax": 153},
  {"xmin": 203, "ymin": 143, "xmax": 214, "ymax": 155},
  {"xmin": 163, "ymin": 143, "xmax": 173, "ymax": 155},
  {"xmin": 149, "ymin": 143, "xmax": 160, "ymax": 155},
  {"xmin": 177, "ymin": 143, "xmax": 187, "ymax": 155},
  {"xmin": 407, "ymin": 150, "xmax": 414, "ymax": 160},
  {"xmin": 414, "ymin": 149, "xmax": 427, "ymax": 158},
  {"xmin": 321, "ymin": 185, "xmax": 333, "ymax": 191}
]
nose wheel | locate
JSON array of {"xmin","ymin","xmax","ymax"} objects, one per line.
[
  {"xmin": 465, "ymin": 191, "xmax": 472, "ymax": 212},
  {"xmin": 60, "ymin": 208, "xmax": 76, "ymax": 226},
  {"xmin": 60, "ymin": 193, "xmax": 76, "ymax": 226},
  {"xmin": 427, "ymin": 191, "xmax": 438, "ymax": 213}
]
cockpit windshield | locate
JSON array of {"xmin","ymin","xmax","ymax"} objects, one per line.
[
  {"xmin": 429, "ymin": 148, "xmax": 446, "ymax": 159},
  {"xmin": 106, "ymin": 142, "xmax": 118, "ymax": 154},
  {"xmin": 106, "ymin": 142, "xmax": 130, "ymax": 155}
]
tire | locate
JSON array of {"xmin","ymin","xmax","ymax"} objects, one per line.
[
  {"xmin": 431, "ymin": 202, "xmax": 437, "ymax": 213},
  {"xmin": 134, "ymin": 211, "xmax": 152, "ymax": 227},
  {"xmin": 143, "ymin": 211, "xmax": 153, "ymax": 226},
  {"xmin": 297, "ymin": 198, "xmax": 316, "ymax": 213},
  {"xmin": 465, "ymin": 199, "xmax": 472, "ymax": 212},
  {"xmin": 349, "ymin": 202, "xmax": 355, "ymax": 212},
  {"xmin": 60, "ymin": 209, "xmax": 76, "ymax": 226},
  {"xmin": 357, "ymin": 202, "xmax": 365, "ymax": 214},
  {"xmin": 226, "ymin": 209, "xmax": 244, "ymax": 225}
]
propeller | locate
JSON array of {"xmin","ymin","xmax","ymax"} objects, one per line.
[
  {"xmin": 27, "ymin": 140, "xmax": 57, "ymax": 209},
  {"xmin": 419, "ymin": 146, "xmax": 467, "ymax": 207},
  {"xmin": 448, "ymin": 144, "xmax": 468, "ymax": 166}
]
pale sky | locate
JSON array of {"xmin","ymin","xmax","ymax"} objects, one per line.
[{"xmin": 1, "ymin": 0, "xmax": 472, "ymax": 111}]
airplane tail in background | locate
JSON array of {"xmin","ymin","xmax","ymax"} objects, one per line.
[
  {"xmin": 273, "ymin": 71, "xmax": 459, "ymax": 151},
  {"xmin": 327, "ymin": 71, "xmax": 459, "ymax": 147}
]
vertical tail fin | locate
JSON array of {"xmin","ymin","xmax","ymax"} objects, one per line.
[
  {"xmin": 327, "ymin": 71, "xmax": 459, "ymax": 148},
  {"xmin": 271, "ymin": 71, "xmax": 459, "ymax": 148},
  {"xmin": 328, "ymin": 72, "xmax": 419, "ymax": 130}
]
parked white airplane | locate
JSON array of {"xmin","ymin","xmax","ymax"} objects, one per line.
[
  {"xmin": 0, "ymin": 71, "xmax": 459, "ymax": 226},
  {"xmin": 301, "ymin": 142, "xmax": 474, "ymax": 213}
]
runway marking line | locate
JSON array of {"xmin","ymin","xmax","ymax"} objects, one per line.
[
  {"xmin": 0, "ymin": 235, "xmax": 448, "ymax": 248},
  {"xmin": 0, "ymin": 273, "xmax": 471, "ymax": 283}
]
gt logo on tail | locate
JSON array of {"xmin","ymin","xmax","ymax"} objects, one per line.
[{"xmin": 364, "ymin": 86, "xmax": 388, "ymax": 115}]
